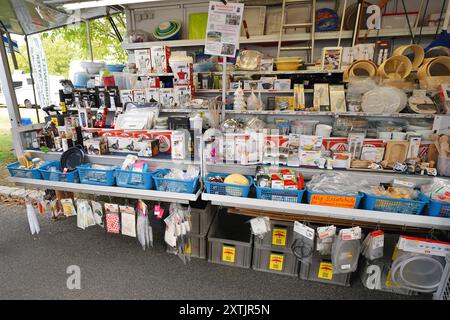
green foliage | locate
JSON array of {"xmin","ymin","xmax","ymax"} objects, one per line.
[{"xmin": 11, "ymin": 14, "xmax": 127, "ymax": 78}]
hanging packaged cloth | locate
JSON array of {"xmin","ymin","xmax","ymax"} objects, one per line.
[
  {"xmin": 91, "ymin": 201, "xmax": 104, "ymax": 227},
  {"xmin": 76, "ymin": 200, "xmax": 96, "ymax": 230},
  {"xmin": 60, "ymin": 198, "xmax": 77, "ymax": 217},
  {"xmin": 105, "ymin": 203, "xmax": 120, "ymax": 234},
  {"xmin": 120, "ymin": 205, "xmax": 136, "ymax": 238}
]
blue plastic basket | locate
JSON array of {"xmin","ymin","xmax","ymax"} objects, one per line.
[
  {"xmin": 78, "ymin": 164, "xmax": 117, "ymax": 186},
  {"xmin": 7, "ymin": 161, "xmax": 46, "ymax": 179},
  {"xmin": 39, "ymin": 161, "xmax": 79, "ymax": 183},
  {"xmin": 306, "ymin": 189, "xmax": 364, "ymax": 209},
  {"xmin": 255, "ymin": 183, "xmax": 305, "ymax": 203},
  {"xmin": 362, "ymin": 193, "xmax": 427, "ymax": 215},
  {"xmin": 419, "ymin": 193, "xmax": 450, "ymax": 218},
  {"xmin": 204, "ymin": 173, "xmax": 253, "ymax": 197},
  {"xmin": 153, "ymin": 169, "xmax": 199, "ymax": 194},
  {"xmin": 115, "ymin": 169, "xmax": 155, "ymax": 190}
]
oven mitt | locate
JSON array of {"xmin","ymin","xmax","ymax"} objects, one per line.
[{"xmin": 26, "ymin": 202, "xmax": 40, "ymax": 235}]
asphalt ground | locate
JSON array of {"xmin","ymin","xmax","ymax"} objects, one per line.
[{"xmin": 0, "ymin": 203, "xmax": 429, "ymax": 300}]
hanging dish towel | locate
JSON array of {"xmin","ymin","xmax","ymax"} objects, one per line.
[
  {"xmin": 105, "ymin": 203, "xmax": 120, "ymax": 234},
  {"xmin": 26, "ymin": 202, "xmax": 40, "ymax": 235}
]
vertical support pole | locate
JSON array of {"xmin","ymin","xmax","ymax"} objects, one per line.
[
  {"xmin": 221, "ymin": 57, "xmax": 227, "ymax": 122},
  {"xmin": 277, "ymin": 0, "xmax": 287, "ymax": 58},
  {"xmin": 411, "ymin": 0, "xmax": 425, "ymax": 44},
  {"xmin": 443, "ymin": 0, "xmax": 450, "ymax": 31},
  {"xmin": 338, "ymin": 0, "xmax": 348, "ymax": 47},
  {"xmin": 24, "ymin": 35, "xmax": 40, "ymax": 123},
  {"xmin": 0, "ymin": 35, "xmax": 23, "ymax": 156},
  {"xmin": 86, "ymin": 20, "xmax": 94, "ymax": 62}
]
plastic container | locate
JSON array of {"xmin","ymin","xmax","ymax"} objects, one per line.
[
  {"xmin": 7, "ymin": 162, "xmax": 45, "ymax": 179},
  {"xmin": 437, "ymin": 155, "xmax": 450, "ymax": 177},
  {"xmin": 306, "ymin": 190, "xmax": 364, "ymax": 209},
  {"xmin": 252, "ymin": 245, "xmax": 300, "ymax": 276},
  {"xmin": 419, "ymin": 192, "xmax": 449, "ymax": 218},
  {"xmin": 190, "ymin": 200, "xmax": 218, "ymax": 235},
  {"xmin": 207, "ymin": 211, "xmax": 253, "ymax": 269},
  {"xmin": 204, "ymin": 173, "xmax": 253, "ymax": 197},
  {"xmin": 255, "ymin": 185, "xmax": 305, "ymax": 203},
  {"xmin": 167, "ymin": 233, "xmax": 208, "ymax": 259},
  {"xmin": 362, "ymin": 193, "xmax": 427, "ymax": 215},
  {"xmin": 39, "ymin": 161, "xmax": 79, "ymax": 183},
  {"xmin": 78, "ymin": 164, "xmax": 117, "ymax": 186},
  {"xmin": 254, "ymin": 220, "xmax": 295, "ymax": 249},
  {"xmin": 153, "ymin": 169, "xmax": 199, "ymax": 194},
  {"xmin": 299, "ymin": 252, "xmax": 351, "ymax": 286},
  {"xmin": 115, "ymin": 169, "xmax": 154, "ymax": 190}
]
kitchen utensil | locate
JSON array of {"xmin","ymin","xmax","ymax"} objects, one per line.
[
  {"xmin": 235, "ymin": 50, "xmax": 262, "ymax": 70},
  {"xmin": 377, "ymin": 55, "xmax": 412, "ymax": 79},
  {"xmin": 384, "ymin": 141, "xmax": 409, "ymax": 164},
  {"xmin": 393, "ymin": 44, "xmax": 425, "ymax": 70},
  {"xmin": 60, "ymin": 147, "xmax": 85, "ymax": 172}
]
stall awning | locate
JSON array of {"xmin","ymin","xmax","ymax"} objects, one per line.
[{"xmin": 0, "ymin": 0, "xmax": 123, "ymax": 35}]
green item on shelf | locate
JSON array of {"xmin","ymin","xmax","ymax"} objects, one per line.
[{"xmin": 189, "ymin": 13, "xmax": 208, "ymax": 39}]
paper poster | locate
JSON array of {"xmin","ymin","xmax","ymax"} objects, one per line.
[{"xmin": 204, "ymin": 1, "xmax": 244, "ymax": 57}]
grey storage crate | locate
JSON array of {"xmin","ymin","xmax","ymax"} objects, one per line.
[
  {"xmin": 189, "ymin": 233, "xmax": 207, "ymax": 259},
  {"xmin": 190, "ymin": 200, "xmax": 217, "ymax": 236},
  {"xmin": 207, "ymin": 210, "xmax": 253, "ymax": 269},
  {"xmin": 254, "ymin": 220, "xmax": 295, "ymax": 250},
  {"xmin": 252, "ymin": 245, "xmax": 300, "ymax": 276},
  {"xmin": 299, "ymin": 252, "xmax": 351, "ymax": 287}
]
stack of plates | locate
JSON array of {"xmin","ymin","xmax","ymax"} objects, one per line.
[{"xmin": 153, "ymin": 20, "xmax": 181, "ymax": 41}]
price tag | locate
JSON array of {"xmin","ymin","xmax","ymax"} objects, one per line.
[
  {"xmin": 269, "ymin": 253, "xmax": 284, "ymax": 271},
  {"xmin": 294, "ymin": 221, "xmax": 315, "ymax": 240},
  {"xmin": 310, "ymin": 194, "xmax": 357, "ymax": 208},
  {"xmin": 318, "ymin": 262, "xmax": 333, "ymax": 280},
  {"xmin": 222, "ymin": 245, "xmax": 236, "ymax": 263},
  {"xmin": 340, "ymin": 227, "xmax": 362, "ymax": 240},
  {"xmin": 272, "ymin": 228, "xmax": 287, "ymax": 246}
]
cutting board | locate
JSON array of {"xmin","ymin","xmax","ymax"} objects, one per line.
[{"xmin": 384, "ymin": 141, "xmax": 409, "ymax": 163}]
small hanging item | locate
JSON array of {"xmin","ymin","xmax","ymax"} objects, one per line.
[
  {"xmin": 60, "ymin": 198, "xmax": 77, "ymax": 217},
  {"xmin": 137, "ymin": 200, "xmax": 153, "ymax": 250},
  {"xmin": 105, "ymin": 203, "xmax": 120, "ymax": 234},
  {"xmin": 26, "ymin": 201, "xmax": 40, "ymax": 235},
  {"xmin": 120, "ymin": 205, "xmax": 136, "ymax": 238},
  {"xmin": 76, "ymin": 200, "xmax": 95, "ymax": 230},
  {"xmin": 250, "ymin": 216, "xmax": 271, "ymax": 239},
  {"xmin": 91, "ymin": 201, "xmax": 104, "ymax": 227}
]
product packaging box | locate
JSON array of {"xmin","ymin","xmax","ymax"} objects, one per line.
[
  {"xmin": 145, "ymin": 88, "xmax": 160, "ymax": 104},
  {"xmin": 151, "ymin": 46, "xmax": 171, "ymax": 73},
  {"xmin": 274, "ymin": 79, "xmax": 291, "ymax": 91},
  {"xmin": 159, "ymin": 88, "xmax": 175, "ymax": 108},
  {"xmin": 132, "ymin": 89, "xmax": 146, "ymax": 103},
  {"xmin": 174, "ymin": 85, "xmax": 192, "ymax": 108},
  {"xmin": 135, "ymin": 49, "xmax": 152, "ymax": 75},
  {"xmin": 84, "ymin": 137, "xmax": 109, "ymax": 155},
  {"xmin": 107, "ymin": 137, "xmax": 159, "ymax": 157}
]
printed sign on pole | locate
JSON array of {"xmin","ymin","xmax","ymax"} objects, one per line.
[{"xmin": 204, "ymin": 1, "xmax": 244, "ymax": 57}]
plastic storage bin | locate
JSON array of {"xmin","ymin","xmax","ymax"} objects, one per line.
[
  {"xmin": 7, "ymin": 161, "xmax": 46, "ymax": 179},
  {"xmin": 362, "ymin": 193, "xmax": 427, "ymax": 215},
  {"xmin": 254, "ymin": 220, "xmax": 295, "ymax": 249},
  {"xmin": 78, "ymin": 164, "xmax": 117, "ymax": 186},
  {"xmin": 255, "ymin": 184, "xmax": 305, "ymax": 203},
  {"xmin": 190, "ymin": 200, "xmax": 218, "ymax": 235},
  {"xmin": 166, "ymin": 233, "xmax": 208, "ymax": 259},
  {"xmin": 420, "ymin": 193, "xmax": 450, "ymax": 218},
  {"xmin": 153, "ymin": 169, "xmax": 199, "ymax": 194},
  {"xmin": 252, "ymin": 245, "xmax": 300, "ymax": 276},
  {"xmin": 38, "ymin": 161, "xmax": 79, "ymax": 183},
  {"xmin": 115, "ymin": 169, "xmax": 154, "ymax": 190},
  {"xmin": 299, "ymin": 252, "xmax": 351, "ymax": 286},
  {"xmin": 437, "ymin": 155, "xmax": 450, "ymax": 177},
  {"xmin": 207, "ymin": 210, "xmax": 253, "ymax": 269},
  {"xmin": 204, "ymin": 173, "xmax": 253, "ymax": 197},
  {"xmin": 307, "ymin": 189, "xmax": 363, "ymax": 209}
]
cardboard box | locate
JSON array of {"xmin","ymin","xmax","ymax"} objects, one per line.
[
  {"xmin": 132, "ymin": 89, "xmax": 146, "ymax": 103},
  {"xmin": 273, "ymin": 79, "xmax": 291, "ymax": 91},
  {"xmin": 299, "ymin": 150, "xmax": 321, "ymax": 166},
  {"xmin": 145, "ymin": 88, "xmax": 160, "ymax": 104},
  {"xmin": 159, "ymin": 88, "xmax": 175, "ymax": 108},
  {"xmin": 174, "ymin": 85, "xmax": 192, "ymax": 108},
  {"xmin": 135, "ymin": 49, "xmax": 152, "ymax": 75},
  {"xmin": 151, "ymin": 46, "xmax": 171, "ymax": 73},
  {"xmin": 84, "ymin": 137, "xmax": 109, "ymax": 155},
  {"xmin": 120, "ymin": 90, "xmax": 134, "ymax": 105},
  {"xmin": 107, "ymin": 137, "xmax": 159, "ymax": 157}
]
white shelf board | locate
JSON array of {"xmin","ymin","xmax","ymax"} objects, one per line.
[
  {"xmin": 195, "ymin": 89, "xmax": 302, "ymax": 94},
  {"xmin": 206, "ymin": 162, "xmax": 449, "ymax": 185},
  {"xmin": 123, "ymin": 27, "xmax": 438, "ymax": 50},
  {"xmin": 195, "ymin": 70, "xmax": 344, "ymax": 75},
  {"xmin": 223, "ymin": 110, "xmax": 436, "ymax": 118},
  {"xmin": 9, "ymin": 177, "xmax": 200, "ymax": 204},
  {"xmin": 201, "ymin": 193, "xmax": 450, "ymax": 230},
  {"xmin": 15, "ymin": 123, "xmax": 45, "ymax": 133}
]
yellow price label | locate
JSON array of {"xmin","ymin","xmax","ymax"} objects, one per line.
[
  {"xmin": 272, "ymin": 228, "xmax": 287, "ymax": 247},
  {"xmin": 318, "ymin": 262, "xmax": 334, "ymax": 280},
  {"xmin": 269, "ymin": 253, "xmax": 284, "ymax": 271},
  {"xmin": 222, "ymin": 245, "xmax": 235, "ymax": 263}
]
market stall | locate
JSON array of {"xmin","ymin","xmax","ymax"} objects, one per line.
[{"xmin": 1, "ymin": 0, "xmax": 450, "ymax": 299}]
